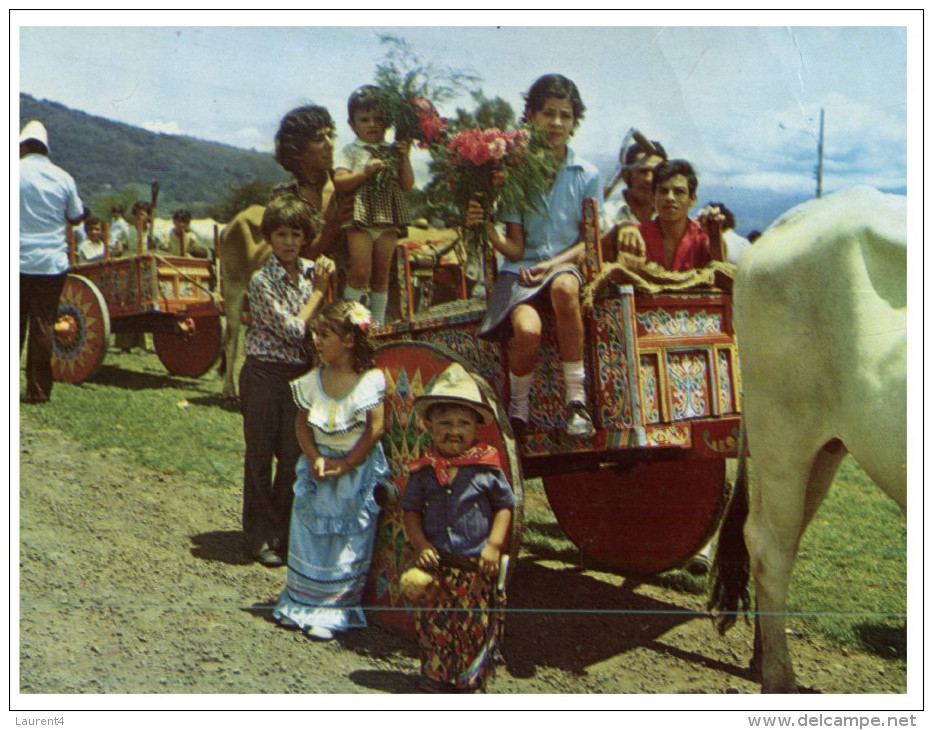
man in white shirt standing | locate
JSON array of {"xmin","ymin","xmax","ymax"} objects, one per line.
[{"xmin": 20, "ymin": 120, "xmax": 85, "ymax": 403}]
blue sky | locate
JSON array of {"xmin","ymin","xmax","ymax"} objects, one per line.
[{"xmin": 15, "ymin": 11, "xmax": 915, "ymax": 201}]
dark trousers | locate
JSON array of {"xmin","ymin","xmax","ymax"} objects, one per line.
[
  {"xmin": 239, "ymin": 357, "xmax": 308, "ymax": 555},
  {"xmin": 20, "ymin": 273, "xmax": 67, "ymax": 403}
]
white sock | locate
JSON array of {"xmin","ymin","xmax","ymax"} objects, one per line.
[
  {"xmin": 508, "ymin": 371, "xmax": 533, "ymax": 422},
  {"xmin": 562, "ymin": 360, "xmax": 587, "ymax": 405},
  {"xmin": 369, "ymin": 291, "xmax": 388, "ymax": 325},
  {"xmin": 343, "ymin": 284, "xmax": 368, "ymax": 303}
]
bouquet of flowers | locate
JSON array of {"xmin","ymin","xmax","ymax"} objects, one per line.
[
  {"xmin": 372, "ymin": 35, "xmax": 477, "ymax": 147},
  {"xmin": 436, "ymin": 126, "xmax": 556, "ymax": 218},
  {"xmin": 427, "ymin": 125, "xmax": 558, "ymax": 267}
]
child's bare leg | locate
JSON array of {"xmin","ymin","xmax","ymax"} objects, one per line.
[
  {"xmin": 550, "ymin": 273, "xmax": 583, "ymax": 362},
  {"xmin": 369, "ymin": 231, "xmax": 398, "ymax": 324},
  {"xmin": 345, "ymin": 229, "xmax": 374, "ymax": 303}
]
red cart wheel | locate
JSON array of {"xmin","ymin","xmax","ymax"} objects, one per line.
[
  {"xmin": 52, "ymin": 274, "xmax": 111, "ymax": 383},
  {"xmin": 153, "ymin": 312, "xmax": 224, "ymax": 377},
  {"xmin": 364, "ymin": 341, "xmax": 524, "ymax": 639},
  {"xmin": 543, "ymin": 457, "xmax": 729, "ymax": 576}
]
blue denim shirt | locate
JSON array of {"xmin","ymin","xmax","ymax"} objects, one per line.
[
  {"xmin": 401, "ymin": 465, "xmax": 516, "ymax": 557},
  {"xmin": 498, "ymin": 146, "xmax": 604, "ymax": 275}
]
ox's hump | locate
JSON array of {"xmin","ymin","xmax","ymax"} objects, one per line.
[{"xmin": 765, "ymin": 186, "xmax": 905, "ymax": 247}]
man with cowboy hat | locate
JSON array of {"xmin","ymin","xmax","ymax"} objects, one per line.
[
  {"xmin": 20, "ymin": 120, "xmax": 86, "ymax": 403},
  {"xmin": 400, "ymin": 362, "xmax": 515, "ymax": 692}
]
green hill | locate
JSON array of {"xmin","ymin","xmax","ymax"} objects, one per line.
[{"xmin": 19, "ymin": 93, "xmax": 288, "ymax": 220}]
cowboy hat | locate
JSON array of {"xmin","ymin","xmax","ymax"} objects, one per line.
[
  {"xmin": 20, "ymin": 120, "xmax": 49, "ymax": 151},
  {"xmin": 414, "ymin": 362, "xmax": 495, "ymax": 425}
]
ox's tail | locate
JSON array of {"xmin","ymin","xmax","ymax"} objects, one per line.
[{"xmin": 708, "ymin": 420, "xmax": 752, "ymax": 634}]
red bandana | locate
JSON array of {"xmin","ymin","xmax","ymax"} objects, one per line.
[{"xmin": 408, "ymin": 443, "xmax": 502, "ymax": 486}]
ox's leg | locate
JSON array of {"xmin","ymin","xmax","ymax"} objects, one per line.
[
  {"xmin": 746, "ymin": 441, "xmax": 846, "ymax": 693},
  {"xmin": 222, "ymin": 294, "xmax": 243, "ymax": 402},
  {"xmin": 745, "ymin": 453, "xmax": 807, "ymax": 693}
]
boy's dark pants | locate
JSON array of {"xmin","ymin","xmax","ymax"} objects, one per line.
[
  {"xmin": 20, "ymin": 273, "xmax": 67, "ymax": 403},
  {"xmin": 239, "ymin": 357, "xmax": 307, "ymax": 556}
]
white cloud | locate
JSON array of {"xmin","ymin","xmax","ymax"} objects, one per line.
[
  {"xmin": 231, "ymin": 127, "xmax": 273, "ymax": 152},
  {"xmin": 141, "ymin": 120, "xmax": 182, "ymax": 135},
  {"xmin": 703, "ymin": 92, "xmax": 905, "ymax": 193}
]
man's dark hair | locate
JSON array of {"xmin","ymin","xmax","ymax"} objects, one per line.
[
  {"xmin": 522, "ymin": 74, "xmax": 585, "ymax": 130},
  {"xmin": 274, "ymin": 105, "xmax": 336, "ymax": 178},
  {"xmin": 653, "ymin": 159, "xmax": 699, "ymax": 197},
  {"xmin": 172, "ymin": 209, "xmax": 192, "ymax": 224},
  {"xmin": 705, "ymin": 201, "xmax": 736, "ymax": 231},
  {"xmin": 84, "ymin": 215, "xmax": 102, "ymax": 231},
  {"xmin": 131, "ymin": 200, "xmax": 152, "ymax": 217}
]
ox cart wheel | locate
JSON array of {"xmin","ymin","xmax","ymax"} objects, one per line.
[
  {"xmin": 152, "ymin": 312, "xmax": 224, "ymax": 378},
  {"xmin": 52, "ymin": 274, "xmax": 111, "ymax": 383},
  {"xmin": 364, "ymin": 341, "xmax": 524, "ymax": 640},
  {"xmin": 543, "ymin": 456, "xmax": 729, "ymax": 576}
]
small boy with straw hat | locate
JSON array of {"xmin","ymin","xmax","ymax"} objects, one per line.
[{"xmin": 400, "ymin": 362, "xmax": 516, "ymax": 692}]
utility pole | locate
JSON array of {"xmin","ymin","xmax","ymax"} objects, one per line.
[{"xmin": 815, "ymin": 108, "xmax": 825, "ymax": 198}]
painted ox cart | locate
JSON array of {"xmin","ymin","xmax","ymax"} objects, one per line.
[
  {"xmin": 51, "ymin": 223, "xmax": 224, "ymax": 383},
  {"xmin": 364, "ymin": 199, "xmax": 741, "ymax": 637}
]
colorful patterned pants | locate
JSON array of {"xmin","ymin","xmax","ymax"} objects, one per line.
[{"xmin": 415, "ymin": 564, "xmax": 499, "ymax": 691}]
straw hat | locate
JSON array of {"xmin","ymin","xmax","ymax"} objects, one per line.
[
  {"xmin": 20, "ymin": 120, "xmax": 49, "ymax": 151},
  {"xmin": 413, "ymin": 362, "xmax": 495, "ymax": 425}
]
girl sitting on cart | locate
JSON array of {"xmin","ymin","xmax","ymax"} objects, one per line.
[
  {"xmin": 467, "ymin": 73, "xmax": 604, "ymax": 440},
  {"xmin": 400, "ymin": 363, "xmax": 515, "ymax": 693}
]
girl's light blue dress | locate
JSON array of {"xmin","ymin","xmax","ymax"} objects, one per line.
[{"xmin": 273, "ymin": 367, "xmax": 391, "ymax": 633}]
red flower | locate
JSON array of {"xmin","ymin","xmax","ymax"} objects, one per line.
[{"xmin": 417, "ymin": 112, "xmax": 446, "ymax": 147}]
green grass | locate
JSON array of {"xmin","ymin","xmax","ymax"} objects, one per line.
[
  {"xmin": 21, "ymin": 351, "xmax": 907, "ymax": 660},
  {"xmin": 21, "ymin": 348, "xmax": 243, "ymax": 489},
  {"xmin": 789, "ymin": 457, "xmax": 906, "ymax": 658}
]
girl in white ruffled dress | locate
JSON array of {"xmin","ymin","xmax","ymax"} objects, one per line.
[{"xmin": 273, "ymin": 300, "xmax": 391, "ymax": 640}]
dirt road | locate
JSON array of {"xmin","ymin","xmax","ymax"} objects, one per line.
[{"xmin": 18, "ymin": 411, "xmax": 906, "ymax": 698}]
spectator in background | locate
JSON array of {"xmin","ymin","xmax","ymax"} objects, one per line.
[
  {"xmin": 704, "ymin": 201, "xmax": 751, "ymax": 265},
  {"xmin": 109, "ymin": 205, "xmax": 130, "ymax": 255},
  {"xmin": 121, "ymin": 199, "xmax": 166, "ymax": 255},
  {"xmin": 603, "ymin": 137, "xmax": 667, "ymax": 261},
  {"xmin": 164, "ymin": 209, "xmax": 210, "ymax": 258},
  {"xmin": 77, "ymin": 215, "xmax": 106, "ymax": 263},
  {"xmin": 612, "ymin": 138, "xmax": 668, "ymax": 226},
  {"xmin": 747, "ymin": 230, "xmax": 762, "ymax": 244},
  {"xmin": 20, "ymin": 120, "xmax": 85, "ymax": 403}
]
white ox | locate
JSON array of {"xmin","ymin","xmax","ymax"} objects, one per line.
[{"xmin": 710, "ymin": 186, "xmax": 906, "ymax": 693}]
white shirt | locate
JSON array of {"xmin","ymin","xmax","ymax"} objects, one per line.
[{"xmin": 20, "ymin": 153, "xmax": 84, "ymax": 275}]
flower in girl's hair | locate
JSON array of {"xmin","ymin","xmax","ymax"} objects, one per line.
[{"xmin": 346, "ymin": 302, "xmax": 373, "ymax": 332}]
